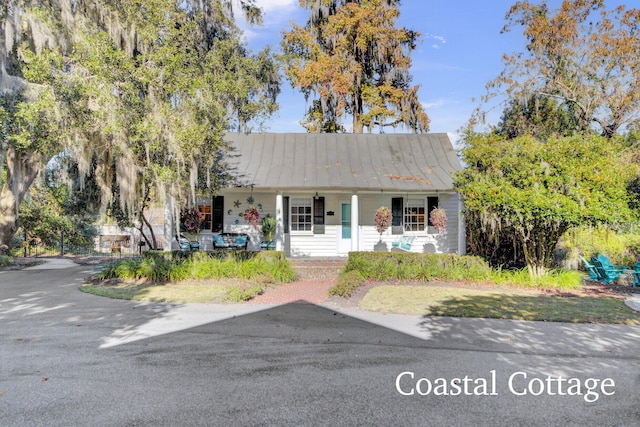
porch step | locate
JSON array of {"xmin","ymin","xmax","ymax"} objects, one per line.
[{"xmin": 288, "ymin": 258, "xmax": 348, "ymax": 280}]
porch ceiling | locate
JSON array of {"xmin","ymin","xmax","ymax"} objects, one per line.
[{"xmin": 223, "ymin": 133, "xmax": 461, "ymax": 192}]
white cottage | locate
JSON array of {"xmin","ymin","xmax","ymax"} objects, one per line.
[{"xmin": 166, "ymin": 133, "xmax": 465, "ymax": 257}]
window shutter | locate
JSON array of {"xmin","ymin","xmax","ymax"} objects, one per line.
[
  {"xmin": 391, "ymin": 197, "xmax": 403, "ymax": 234},
  {"xmin": 313, "ymin": 197, "xmax": 325, "ymax": 234},
  {"xmin": 211, "ymin": 196, "xmax": 224, "ymax": 232}
]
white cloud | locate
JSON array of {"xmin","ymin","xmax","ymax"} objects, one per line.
[
  {"xmin": 424, "ymin": 33, "xmax": 446, "ymax": 49},
  {"xmin": 254, "ymin": 0, "xmax": 298, "ymax": 13}
]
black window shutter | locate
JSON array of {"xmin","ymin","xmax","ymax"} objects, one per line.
[
  {"xmin": 283, "ymin": 196, "xmax": 290, "ymax": 234},
  {"xmin": 313, "ymin": 197, "xmax": 325, "ymax": 234},
  {"xmin": 391, "ymin": 197, "xmax": 403, "ymax": 234},
  {"xmin": 211, "ymin": 196, "xmax": 224, "ymax": 232}
]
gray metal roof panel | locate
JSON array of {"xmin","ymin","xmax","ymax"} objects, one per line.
[{"xmin": 224, "ymin": 133, "xmax": 461, "ymax": 191}]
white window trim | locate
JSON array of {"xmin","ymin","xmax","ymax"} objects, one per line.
[{"xmin": 290, "ymin": 198, "xmax": 314, "ymax": 234}]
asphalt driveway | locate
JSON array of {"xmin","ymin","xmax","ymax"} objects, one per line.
[{"xmin": 1, "ymin": 259, "xmax": 640, "ymax": 426}]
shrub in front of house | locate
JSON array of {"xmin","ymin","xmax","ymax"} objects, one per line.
[
  {"xmin": 99, "ymin": 251, "xmax": 295, "ymax": 284},
  {"xmin": 343, "ymin": 252, "xmax": 492, "ymax": 281},
  {"xmin": 329, "ymin": 270, "xmax": 365, "ymax": 297},
  {"xmin": 330, "ymin": 252, "xmax": 493, "ymax": 297}
]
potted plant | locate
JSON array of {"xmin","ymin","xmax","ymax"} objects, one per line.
[
  {"xmin": 374, "ymin": 206, "xmax": 393, "ymax": 240},
  {"xmin": 179, "ymin": 207, "xmax": 202, "ymax": 250},
  {"xmin": 260, "ymin": 214, "xmax": 276, "ymax": 250},
  {"xmin": 429, "ymin": 208, "xmax": 447, "ymax": 234}
]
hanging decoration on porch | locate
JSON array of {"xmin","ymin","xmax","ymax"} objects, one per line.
[
  {"xmin": 243, "ymin": 206, "xmax": 261, "ymax": 228},
  {"xmin": 233, "ymin": 200, "xmax": 242, "ymax": 208}
]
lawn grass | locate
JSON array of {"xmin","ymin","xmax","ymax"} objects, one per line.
[
  {"xmin": 80, "ymin": 280, "xmax": 250, "ymax": 303},
  {"xmin": 359, "ymin": 285, "xmax": 640, "ymax": 325}
]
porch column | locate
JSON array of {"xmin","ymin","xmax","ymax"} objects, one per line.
[
  {"xmin": 351, "ymin": 193, "xmax": 359, "ymax": 251},
  {"xmin": 163, "ymin": 195, "xmax": 175, "ymax": 251},
  {"xmin": 275, "ymin": 193, "xmax": 284, "ymax": 251}
]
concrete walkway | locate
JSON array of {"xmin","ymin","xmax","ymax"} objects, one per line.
[{"xmin": 23, "ymin": 257, "xmax": 78, "ymax": 270}]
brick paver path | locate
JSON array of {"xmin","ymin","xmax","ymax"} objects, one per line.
[{"xmin": 249, "ymin": 279, "xmax": 336, "ymax": 304}]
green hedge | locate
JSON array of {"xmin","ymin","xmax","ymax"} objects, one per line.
[
  {"xmin": 100, "ymin": 251, "xmax": 295, "ymax": 283},
  {"xmin": 344, "ymin": 252, "xmax": 492, "ymax": 281},
  {"xmin": 330, "ymin": 252, "xmax": 493, "ymax": 297}
]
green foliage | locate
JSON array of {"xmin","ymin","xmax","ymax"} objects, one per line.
[
  {"xmin": 456, "ymin": 133, "xmax": 639, "ymax": 275},
  {"xmin": 260, "ymin": 214, "xmax": 276, "ymax": 241},
  {"xmin": 329, "ymin": 270, "xmax": 364, "ymax": 298},
  {"xmin": 558, "ymin": 226, "xmax": 640, "ymax": 267},
  {"xmin": 331, "ymin": 252, "xmax": 584, "ymax": 297},
  {"xmin": 494, "ymin": 94, "xmax": 581, "ymax": 141},
  {"xmin": 223, "ymin": 284, "xmax": 266, "ymax": 302},
  {"xmin": 342, "ymin": 251, "xmax": 493, "ymax": 282},
  {"xmin": 0, "ymin": 255, "xmax": 12, "ymax": 267},
  {"xmin": 18, "ymin": 163, "xmax": 98, "ymax": 251},
  {"xmin": 98, "ymin": 251, "xmax": 295, "ymax": 284},
  {"xmin": 0, "ymin": 0, "xmax": 280, "ymax": 246}
]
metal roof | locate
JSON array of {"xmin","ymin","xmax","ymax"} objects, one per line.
[{"xmin": 223, "ymin": 133, "xmax": 461, "ymax": 192}]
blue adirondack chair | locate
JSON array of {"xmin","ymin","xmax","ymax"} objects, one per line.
[
  {"xmin": 596, "ymin": 254, "xmax": 627, "ymax": 273},
  {"xmin": 633, "ymin": 263, "xmax": 640, "ymax": 288},
  {"xmin": 590, "ymin": 258, "xmax": 622, "ymax": 284},
  {"xmin": 579, "ymin": 256, "xmax": 599, "ymax": 281}
]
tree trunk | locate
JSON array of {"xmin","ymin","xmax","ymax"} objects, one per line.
[
  {"xmin": 0, "ymin": 147, "xmax": 45, "ymax": 246},
  {"xmin": 352, "ymin": 91, "xmax": 364, "ymax": 133}
]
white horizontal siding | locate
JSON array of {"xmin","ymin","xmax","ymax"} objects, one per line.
[{"xmin": 289, "ymin": 226, "xmax": 340, "ymax": 257}]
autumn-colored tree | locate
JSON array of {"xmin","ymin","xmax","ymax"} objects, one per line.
[
  {"xmin": 281, "ymin": 0, "xmax": 429, "ymax": 133},
  {"xmin": 480, "ymin": 0, "xmax": 640, "ymax": 137}
]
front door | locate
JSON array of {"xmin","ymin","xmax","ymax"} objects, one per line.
[{"xmin": 338, "ymin": 202, "xmax": 351, "ymax": 254}]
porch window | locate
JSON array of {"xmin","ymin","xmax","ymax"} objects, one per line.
[
  {"xmin": 290, "ymin": 198, "xmax": 312, "ymax": 231},
  {"xmin": 198, "ymin": 204, "xmax": 212, "ymax": 231},
  {"xmin": 404, "ymin": 199, "xmax": 425, "ymax": 231}
]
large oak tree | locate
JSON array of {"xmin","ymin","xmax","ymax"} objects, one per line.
[
  {"xmin": 0, "ymin": 0, "xmax": 280, "ymax": 246},
  {"xmin": 281, "ymin": 0, "xmax": 429, "ymax": 133}
]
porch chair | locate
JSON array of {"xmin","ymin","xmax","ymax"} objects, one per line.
[
  {"xmin": 176, "ymin": 234, "xmax": 200, "ymax": 251},
  {"xmin": 391, "ymin": 235, "xmax": 415, "ymax": 251}
]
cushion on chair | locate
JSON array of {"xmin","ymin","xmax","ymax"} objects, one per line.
[{"xmin": 213, "ymin": 234, "xmax": 229, "ymax": 248}]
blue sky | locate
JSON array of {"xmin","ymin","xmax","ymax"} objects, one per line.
[{"xmin": 239, "ymin": 0, "xmax": 528, "ymax": 138}]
